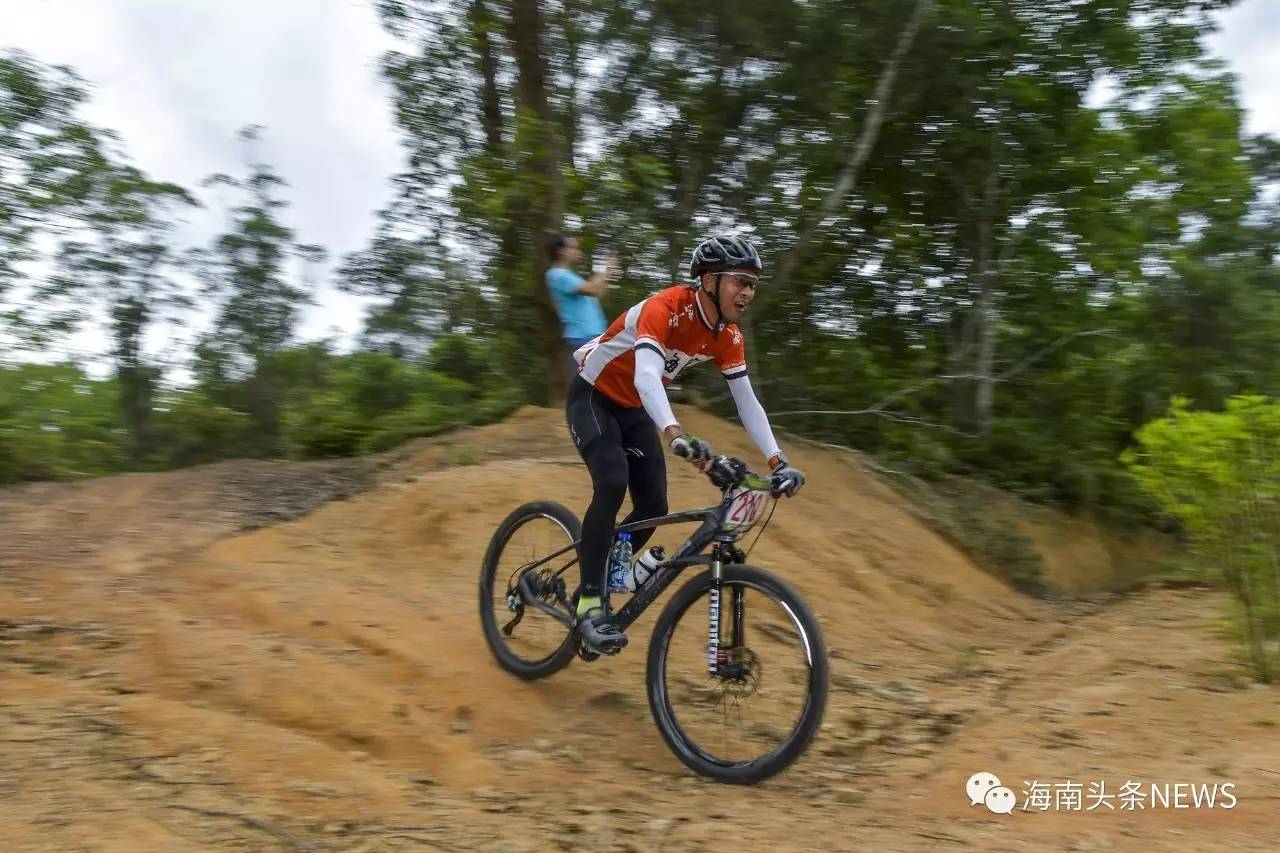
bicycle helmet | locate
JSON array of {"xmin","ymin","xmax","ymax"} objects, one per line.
[{"xmin": 688, "ymin": 235, "xmax": 762, "ymax": 279}]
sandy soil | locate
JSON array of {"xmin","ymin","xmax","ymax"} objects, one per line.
[{"xmin": 0, "ymin": 406, "xmax": 1275, "ymax": 851}]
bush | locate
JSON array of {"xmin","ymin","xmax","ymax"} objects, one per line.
[
  {"xmin": 151, "ymin": 389, "xmax": 257, "ymax": 467},
  {"xmin": 2, "ymin": 339, "xmax": 525, "ymax": 482},
  {"xmin": 282, "ymin": 359, "xmax": 494, "ymax": 459},
  {"xmin": 283, "ymin": 390, "xmax": 369, "ymax": 459},
  {"xmin": 1123, "ymin": 396, "xmax": 1280, "ymax": 683},
  {"xmin": 358, "ymin": 397, "xmax": 457, "ymax": 454},
  {"xmin": 0, "ymin": 363, "xmax": 127, "ymax": 482}
]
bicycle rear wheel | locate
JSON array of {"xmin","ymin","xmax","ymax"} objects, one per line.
[
  {"xmin": 479, "ymin": 501, "xmax": 580, "ymax": 680},
  {"xmin": 646, "ymin": 564, "xmax": 828, "ymax": 784}
]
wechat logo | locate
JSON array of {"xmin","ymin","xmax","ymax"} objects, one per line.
[{"xmin": 967, "ymin": 771, "xmax": 1016, "ymax": 815}]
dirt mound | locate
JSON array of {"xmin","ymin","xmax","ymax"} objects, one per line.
[
  {"xmin": 0, "ymin": 407, "xmax": 562, "ymax": 574},
  {"xmin": 1, "ymin": 406, "xmax": 1275, "ymax": 851}
]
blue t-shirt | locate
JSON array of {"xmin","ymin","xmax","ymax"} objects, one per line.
[{"xmin": 546, "ymin": 266, "xmax": 608, "ymax": 342}]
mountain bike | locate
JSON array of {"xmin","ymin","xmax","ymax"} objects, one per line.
[{"xmin": 479, "ymin": 455, "xmax": 829, "ymax": 784}]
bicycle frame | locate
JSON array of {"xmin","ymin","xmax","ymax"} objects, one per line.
[{"xmin": 513, "ymin": 494, "xmax": 754, "ymax": 632}]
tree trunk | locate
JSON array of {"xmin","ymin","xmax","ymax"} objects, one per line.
[
  {"xmin": 974, "ymin": 258, "xmax": 998, "ymax": 438},
  {"xmin": 470, "ymin": 0, "xmax": 525, "ymax": 359},
  {"xmin": 560, "ymin": 0, "xmax": 582, "ymax": 173},
  {"xmin": 470, "ymin": 0, "xmax": 504, "ymax": 159},
  {"xmin": 949, "ymin": 308, "xmax": 977, "ymax": 425},
  {"xmin": 665, "ymin": 237, "xmax": 683, "ymax": 282},
  {"xmin": 509, "ymin": 0, "xmax": 565, "ymax": 229},
  {"xmin": 974, "ymin": 121, "xmax": 1004, "ymax": 439},
  {"xmin": 248, "ymin": 362, "xmax": 281, "ymax": 457},
  {"xmin": 509, "ymin": 0, "xmax": 568, "ymax": 401},
  {"xmin": 112, "ymin": 294, "xmax": 153, "ymax": 461}
]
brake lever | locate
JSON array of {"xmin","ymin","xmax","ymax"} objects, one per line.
[{"xmin": 769, "ymin": 474, "xmax": 787, "ymax": 499}]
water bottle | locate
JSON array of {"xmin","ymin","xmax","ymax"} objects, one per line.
[
  {"xmin": 630, "ymin": 545, "xmax": 666, "ymax": 592},
  {"xmin": 607, "ymin": 531, "xmax": 633, "ymax": 594}
]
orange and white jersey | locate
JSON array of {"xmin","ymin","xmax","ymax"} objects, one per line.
[{"xmin": 573, "ymin": 285, "xmax": 747, "ymax": 408}]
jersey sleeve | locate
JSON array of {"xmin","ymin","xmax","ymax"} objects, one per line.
[
  {"xmin": 715, "ymin": 327, "xmax": 748, "ymax": 380},
  {"xmin": 633, "ymin": 293, "xmax": 673, "ymax": 356},
  {"xmin": 635, "ymin": 345, "xmax": 680, "ymax": 431}
]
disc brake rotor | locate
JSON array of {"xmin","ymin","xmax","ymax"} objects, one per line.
[{"xmin": 718, "ymin": 647, "xmax": 762, "ymax": 697}]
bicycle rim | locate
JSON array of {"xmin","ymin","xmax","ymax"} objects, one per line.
[{"xmin": 484, "ymin": 510, "xmax": 576, "ymax": 669}]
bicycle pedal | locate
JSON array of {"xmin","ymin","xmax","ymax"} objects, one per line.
[{"xmin": 576, "ymin": 640, "xmax": 625, "ymax": 661}]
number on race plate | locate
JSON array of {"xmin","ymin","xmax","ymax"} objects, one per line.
[{"xmin": 726, "ymin": 488, "xmax": 768, "ymax": 528}]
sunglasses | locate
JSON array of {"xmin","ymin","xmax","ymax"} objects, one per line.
[{"xmin": 718, "ymin": 272, "xmax": 760, "ymax": 289}]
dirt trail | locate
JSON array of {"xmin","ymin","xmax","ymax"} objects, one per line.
[{"xmin": 1, "ymin": 406, "xmax": 1275, "ymax": 851}]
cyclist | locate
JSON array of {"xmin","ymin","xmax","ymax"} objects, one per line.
[{"xmin": 565, "ymin": 234, "xmax": 806, "ymax": 656}]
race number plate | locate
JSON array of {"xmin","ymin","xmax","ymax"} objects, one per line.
[{"xmin": 722, "ymin": 481, "xmax": 771, "ymax": 532}]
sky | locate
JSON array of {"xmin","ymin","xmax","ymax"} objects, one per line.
[
  {"xmin": 3, "ymin": 0, "xmax": 1280, "ymax": 374},
  {"xmin": 5, "ymin": 0, "xmax": 403, "ymax": 369}
]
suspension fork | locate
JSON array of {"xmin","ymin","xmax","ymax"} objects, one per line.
[
  {"xmin": 707, "ymin": 544, "xmax": 746, "ymax": 675},
  {"xmin": 732, "ymin": 582, "xmax": 745, "ymax": 649},
  {"xmin": 707, "ymin": 554, "xmax": 722, "ymax": 675}
]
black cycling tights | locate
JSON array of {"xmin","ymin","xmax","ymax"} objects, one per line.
[{"xmin": 565, "ymin": 376, "xmax": 668, "ymax": 599}]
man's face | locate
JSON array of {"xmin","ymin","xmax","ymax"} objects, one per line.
[
  {"xmin": 702, "ymin": 268, "xmax": 759, "ymax": 323},
  {"xmin": 561, "ymin": 237, "xmax": 583, "ymax": 264}
]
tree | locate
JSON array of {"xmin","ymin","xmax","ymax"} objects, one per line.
[
  {"xmin": 193, "ymin": 126, "xmax": 324, "ymax": 455},
  {"xmin": 376, "ymin": 0, "xmax": 572, "ymax": 401},
  {"xmin": 337, "ymin": 217, "xmax": 483, "ymax": 358},
  {"xmin": 0, "ymin": 50, "xmax": 109, "ymax": 355},
  {"xmin": 47, "ymin": 164, "xmax": 198, "ymax": 460}
]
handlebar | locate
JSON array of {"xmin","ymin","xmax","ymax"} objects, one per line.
[{"xmin": 704, "ymin": 454, "xmax": 790, "ymax": 499}]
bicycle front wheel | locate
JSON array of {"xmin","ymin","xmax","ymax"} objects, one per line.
[{"xmin": 646, "ymin": 564, "xmax": 828, "ymax": 784}]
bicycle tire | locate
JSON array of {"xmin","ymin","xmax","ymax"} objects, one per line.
[
  {"xmin": 479, "ymin": 501, "xmax": 580, "ymax": 680},
  {"xmin": 646, "ymin": 564, "xmax": 829, "ymax": 784}
]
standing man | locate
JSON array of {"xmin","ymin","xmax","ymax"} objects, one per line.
[{"xmin": 546, "ymin": 235, "xmax": 617, "ymax": 354}]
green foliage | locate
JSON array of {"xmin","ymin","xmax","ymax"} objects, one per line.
[
  {"xmin": 276, "ymin": 337, "xmax": 518, "ymax": 460},
  {"xmin": 0, "ymin": 336, "xmax": 521, "ymax": 483},
  {"xmin": 0, "ymin": 362, "xmax": 126, "ymax": 481},
  {"xmin": 1124, "ymin": 396, "xmax": 1280, "ymax": 682},
  {"xmin": 355, "ymin": 392, "xmax": 458, "ymax": 455},
  {"xmin": 150, "ymin": 389, "xmax": 257, "ymax": 468},
  {"xmin": 282, "ymin": 390, "xmax": 369, "ymax": 459}
]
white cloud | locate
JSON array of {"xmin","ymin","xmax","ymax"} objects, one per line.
[
  {"xmin": 1206, "ymin": 0, "xmax": 1280, "ymax": 137},
  {"xmin": 5, "ymin": 0, "xmax": 403, "ymax": 369}
]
